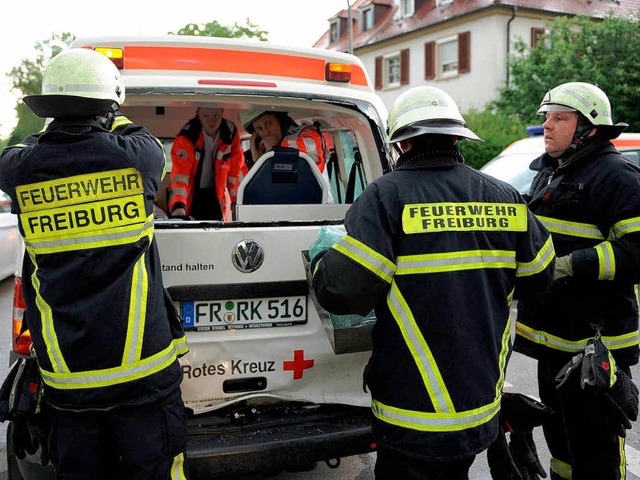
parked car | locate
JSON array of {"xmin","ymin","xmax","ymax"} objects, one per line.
[
  {"xmin": 480, "ymin": 127, "xmax": 640, "ymax": 194},
  {"xmin": 0, "ymin": 189, "xmax": 18, "ymax": 281}
]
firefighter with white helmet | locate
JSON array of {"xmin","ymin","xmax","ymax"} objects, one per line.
[
  {"xmin": 311, "ymin": 85, "xmax": 554, "ymax": 479},
  {"xmin": 516, "ymin": 81, "xmax": 640, "ymax": 480},
  {"xmin": 0, "ymin": 48, "xmax": 189, "ymax": 479}
]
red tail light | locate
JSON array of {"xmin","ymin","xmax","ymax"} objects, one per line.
[{"xmin": 12, "ymin": 277, "xmax": 31, "ymax": 355}]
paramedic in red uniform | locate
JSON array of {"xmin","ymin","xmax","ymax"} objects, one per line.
[
  {"xmin": 0, "ymin": 48, "xmax": 189, "ymax": 479},
  {"xmin": 169, "ymin": 107, "xmax": 245, "ymax": 220}
]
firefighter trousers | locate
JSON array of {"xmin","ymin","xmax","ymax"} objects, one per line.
[
  {"xmin": 538, "ymin": 359, "xmax": 627, "ymax": 480},
  {"xmin": 374, "ymin": 444, "xmax": 476, "ymax": 479},
  {"xmin": 49, "ymin": 389, "xmax": 189, "ymax": 480}
]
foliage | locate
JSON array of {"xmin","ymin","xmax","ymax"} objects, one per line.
[
  {"xmin": 5, "ymin": 33, "xmax": 75, "ymax": 146},
  {"xmin": 493, "ymin": 15, "xmax": 640, "ymax": 129},
  {"xmin": 170, "ymin": 18, "xmax": 268, "ymax": 41},
  {"xmin": 458, "ymin": 109, "xmax": 529, "ymax": 169}
]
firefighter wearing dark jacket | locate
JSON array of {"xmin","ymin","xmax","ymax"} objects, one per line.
[
  {"xmin": 0, "ymin": 48, "xmax": 189, "ymax": 479},
  {"xmin": 515, "ymin": 82, "xmax": 640, "ymax": 480},
  {"xmin": 169, "ymin": 108, "xmax": 245, "ymax": 221},
  {"xmin": 311, "ymin": 86, "xmax": 555, "ymax": 480}
]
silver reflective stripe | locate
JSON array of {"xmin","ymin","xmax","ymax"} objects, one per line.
[
  {"xmin": 550, "ymin": 457, "xmax": 572, "ymax": 480},
  {"xmin": 333, "ymin": 236, "xmax": 396, "ymax": 283},
  {"xmin": 387, "ymin": 283, "xmax": 453, "ymax": 412},
  {"xmin": 123, "ymin": 256, "xmax": 147, "ymax": 364},
  {"xmin": 25, "ymin": 218, "xmax": 154, "ymax": 253},
  {"xmin": 536, "ymin": 215, "xmax": 604, "ymax": 240},
  {"xmin": 173, "ymin": 175, "xmax": 190, "ymax": 186},
  {"xmin": 372, "ymin": 397, "xmax": 500, "ymax": 431},
  {"xmin": 171, "ymin": 452, "xmax": 187, "ymax": 480},
  {"xmin": 595, "ymin": 242, "xmax": 615, "ymax": 280},
  {"xmin": 611, "ymin": 216, "xmax": 640, "ymax": 238},
  {"xmin": 40, "ymin": 343, "xmax": 178, "ymax": 389},
  {"xmin": 517, "ymin": 235, "xmax": 555, "ymax": 277},
  {"xmin": 396, "ymin": 250, "xmax": 515, "ymax": 274},
  {"xmin": 42, "ymin": 83, "xmax": 115, "ymax": 94}
]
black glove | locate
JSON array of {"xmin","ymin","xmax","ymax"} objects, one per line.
[
  {"xmin": 11, "ymin": 417, "xmax": 38, "ymax": 459},
  {"xmin": 488, "ymin": 393, "xmax": 554, "ymax": 480},
  {"xmin": 596, "ymin": 370, "xmax": 639, "ymax": 438}
]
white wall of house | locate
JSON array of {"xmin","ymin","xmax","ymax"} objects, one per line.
[{"xmin": 355, "ymin": 11, "xmax": 551, "ymax": 115}]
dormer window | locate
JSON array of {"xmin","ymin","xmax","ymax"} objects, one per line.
[
  {"xmin": 330, "ymin": 20, "xmax": 340, "ymax": 43},
  {"xmin": 362, "ymin": 6, "xmax": 374, "ymax": 31},
  {"xmin": 401, "ymin": 0, "xmax": 415, "ymax": 18}
]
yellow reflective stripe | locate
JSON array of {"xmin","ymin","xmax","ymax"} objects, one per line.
[
  {"xmin": 171, "ymin": 452, "xmax": 187, "ymax": 480},
  {"xmin": 371, "ymin": 396, "xmax": 501, "ymax": 432},
  {"xmin": 332, "ymin": 235, "xmax": 396, "ymax": 283},
  {"xmin": 536, "ymin": 215, "xmax": 604, "ymax": 240},
  {"xmin": 27, "ymin": 250, "xmax": 69, "ymax": 373},
  {"xmin": 550, "ymin": 457, "xmax": 572, "ymax": 479},
  {"xmin": 173, "ymin": 336, "xmax": 189, "ymax": 356},
  {"xmin": 595, "ymin": 241, "xmax": 616, "ymax": 280},
  {"xmin": 612, "ymin": 216, "xmax": 640, "ymax": 238},
  {"xmin": 402, "ymin": 202, "xmax": 528, "ymax": 234},
  {"xmin": 496, "ymin": 302, "xmax": 513, "ymax": 399},
  {"xmin": 24, "ymin": 215, "xmax": 154, "ymax": 254},
  {"xmin": 516, "ymin": 321, "xmax": 639, "ymax": 352},
  {"xmin": 39, "ymin": 342, "xmax": 178, "ymax": 390},
  {"xmin": 387, "ymin": 283, "xmax": 454, "ymax": 412},
  {"xmin": 619, "ymin": 437, "xmax": 626, "ymax": 479},
  {"xmin": 123, "ymin": 255, "xmax": 148, "ymax": 364},
  {"xmin": 110, "ymin": 116, "xmax": 132, "ymax": 131},
  {"xmin": 517, "ymin": 235, "xmax": 555, "ymax": 277},
  {"xmin": 396, "ymin": 250, "xmax": 515, "ymax": 275}
]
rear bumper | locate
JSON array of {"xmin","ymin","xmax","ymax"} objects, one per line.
[
  {"xmin": 12, "ymin": 403, "xmax": 375, "ymax": 479},
  {"xmin": 187, "ymin": 403, "xmax": 375, "ymax": 477}
]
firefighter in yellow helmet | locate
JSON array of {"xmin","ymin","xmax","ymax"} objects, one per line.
[
  {"xmin": 515, "ymin": 82, "xmax": 640, "ymax": 480},
  {"xmin": 0, "ymin": 48, "xmax": 189, "ymax": 479},
  {"xmin": 311, "ymin": 86, "xmax": 554, "ymax": 479}
]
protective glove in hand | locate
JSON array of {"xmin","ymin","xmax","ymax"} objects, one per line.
[
  {"xmin": 597, "ymin": 370, "xmax": 639, "ymax": 438},
  {"xmin": 509, "ymin": 430, "xmax": 547, "ymax": 480},
  {"xmin": 487, "ymin": 427, "xmax": 523, "ymax": 480},
  {"xmin": 488, "ymin": 393, "xmax": 553, "ymax": 480},
  {"xmin": 11, "ymin": 417, "xmax": 38, "ymax": 460},
  {"xmin": 553, "ymin": 255, "xmax": 573, "ymax": 280}
]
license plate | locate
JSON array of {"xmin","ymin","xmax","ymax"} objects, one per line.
[{"xmin": 181, "ymin": 296, "xmax": 307, "ymax": 331}]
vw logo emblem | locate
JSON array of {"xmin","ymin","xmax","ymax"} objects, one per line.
[{"xmin": 232, "ymin": 240, "xmax": 264, "ymax": 273}]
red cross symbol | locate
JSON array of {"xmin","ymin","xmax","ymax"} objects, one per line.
[{"xmin": 283, "ymin": 350, "xmax": 314, "ymax": 380}]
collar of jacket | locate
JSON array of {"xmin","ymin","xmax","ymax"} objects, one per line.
[
  {"xmin": 395, "ymin": 147, "xmax": 463, "ymax": 170},
  {"xmin": 529, "ymin": 138, "xmax": 613, "ymax": 175},
  {"xmin": 41, "ymin": 118, "xmax": 107, "ymax": 141}
]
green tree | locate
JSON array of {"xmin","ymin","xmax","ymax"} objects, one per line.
[
  {"xmin": 170, "ymin": 18, "xmax": 268, "ymax": 41},
  {"xmin": 493, "ymin": 15, "xmax": 640, "ymax": 129},
  {"xmin": 6, "ymin": 32, "xmax": 75, "ymax": 146}
]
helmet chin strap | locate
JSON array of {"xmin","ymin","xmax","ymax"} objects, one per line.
[{"xmin": 568, "ymin": 114, "xmax": 595, "ymax": 152}]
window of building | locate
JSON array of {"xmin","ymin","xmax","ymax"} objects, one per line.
[
  {"xmin": 362, "ymin": 6, "xmax": 374, "ymax": 31},
  {"xmin": 424, "ymin": 31, "xmax": 470, "ymax": 80},
  {"xmin": 330, "ymin": 21, "xmax": 340, "ymax": 43},
  {"xmin": 436, "ymin": 0, "xmax": 453, "ymax": 6},
  {"xmin": 401, "ymin": 0, "xmax": 415, "ymax": 18},
  {"xmin": 374, "ymin": 49, "xmax": 409, "ymax": 90}
]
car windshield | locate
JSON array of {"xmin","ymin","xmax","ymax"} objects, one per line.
[{"xmin": 480, "ymin": 153, "xmax": 539, "ymax": 195}]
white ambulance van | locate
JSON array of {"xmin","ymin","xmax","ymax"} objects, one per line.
[{"xmin": 7, "ymin": 36, "xmax": 390, "ymax": 479}]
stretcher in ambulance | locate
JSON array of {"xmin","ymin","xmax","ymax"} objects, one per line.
[{"xmin": 7, "ymin": 35, "xmax": 390, "ymax": 479}]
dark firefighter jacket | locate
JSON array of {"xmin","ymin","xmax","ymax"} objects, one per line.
[
  {"xmin": 516, "ymin": 138, "xmax": 640, "ymax": 368},
  {"xmin": 0, "ymin": 117, "xmax": 188, "ymax": 410},
  {"xmin": 312, "ymin": 148, "xmax": 554, "ymax": 461}
]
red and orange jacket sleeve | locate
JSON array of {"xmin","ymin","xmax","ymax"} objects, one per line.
[
  {"xmin": 225, "ymin": 127, "xmax": 245, "ymax": 204},
  {"xmin": 281, "ymin": 125, "xmax": 327, "ymax": 173},
  {"xmin": 169, "ymin": 134, "xmax": 199, "ymax": 214}
]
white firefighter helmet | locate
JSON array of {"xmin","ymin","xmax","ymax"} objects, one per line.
[
  {"xmin": 24, "ymin": 48, "xmax": 125, "ymax": 118},
  {"xmin": 537, "ymin": 82, "xmax": 627, "ymax": 138},
  {"xmin": 387, "ymin": 86, "xmax": 481, "ymax": 143}
]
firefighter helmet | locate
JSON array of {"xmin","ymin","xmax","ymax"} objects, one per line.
[
  {"xmin": 24, "ymin": 48, "xmax": 125, "ymax": 118},
  {"xmin": 387, "ymin": 86, "xmax": 481, "ymax": 143},
  {"xmin": 537, "ymin": 82, "xmax": 627, "ymax": 139}
]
